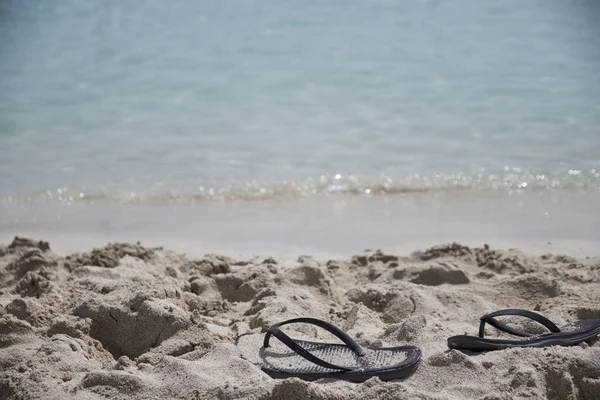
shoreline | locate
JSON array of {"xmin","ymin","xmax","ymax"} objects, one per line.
[{"xmin": 2, "ymin": 190, "xmax": 600, "ymax": 259}]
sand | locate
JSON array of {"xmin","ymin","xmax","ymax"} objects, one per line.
[{"xmin": 1, "ymin": 236, "xmax": 599, "ymax": 400}]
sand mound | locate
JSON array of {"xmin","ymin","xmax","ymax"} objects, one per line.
[
  {"xmin": 1, "ymin": 237, "xmax": 599, "ymax": 399},
  {"xmin": 403, "ymin": 262, "xmax": 470, "ymax": 286},
  {"xmin": 66, "ymin": 242, "xmax": 160, "ymax": 269},
  {"xmin": 73, "ymin": 297, "xmax": 193, "ymax": 359}
]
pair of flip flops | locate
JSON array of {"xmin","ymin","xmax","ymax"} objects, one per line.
[{"xmin": 236, "ymin": 309, "xmax": 600, "ymax": 382}]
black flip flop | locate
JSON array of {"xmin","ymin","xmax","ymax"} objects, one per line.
[
  {"xmin": 237, "ymin": 317, "xmax": 421, "ymax": 382},
  {"xmin": 448, "ymin": 309, "xmax": 600, "ymax": 351}
]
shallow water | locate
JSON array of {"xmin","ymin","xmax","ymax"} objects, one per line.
[
  {"xmin": 2, "ymin": 191, "xmax": 600, "ymax": 258},
  {"xmin": 1, "ymin": 0, "xmax": 600, "ymax": 205}
]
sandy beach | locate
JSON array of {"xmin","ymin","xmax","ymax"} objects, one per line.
[
  {"xmin": 3, "ymin": 1, "xmax": 600, "ymax": 399},
  {"xmin": 1, "ymin": 236, "xmax": 599, "ymax": 399}
]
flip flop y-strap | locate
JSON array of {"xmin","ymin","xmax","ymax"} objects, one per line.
[
  {"xmin": 263, "ymin": 317, "xmax": 365, "ymax": 371},
  {"xmin": 479, "ymin": 309, "xmax": 561, "ymax": 338}
]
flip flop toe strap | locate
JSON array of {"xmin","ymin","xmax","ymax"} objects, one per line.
[
  {"xmin": 264, "ymin": 317, "xmax": 364, "ymax": 371},
  {"xmin": 479, "ymin": 309, "xmax": 561, "ymax": 338}
]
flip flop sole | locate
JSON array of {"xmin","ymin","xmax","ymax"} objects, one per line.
[
  {"xmin": 448, "ymin": 319, "xmax": 600, "ymax": 351},
  {"xmin": 236, "ymin": 332, "xmax": 422, "ymax": 383},
  {"xmin": 261, "ymin": 344, "xmax": 422, "ymax": 382}
]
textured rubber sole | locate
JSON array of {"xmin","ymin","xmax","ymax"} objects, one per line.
[{"xmin": 448, "ymin": 319, "xmax": 600, "ymax": 352}]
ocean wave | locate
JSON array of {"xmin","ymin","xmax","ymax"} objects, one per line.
[{"xmin": 2, "ymin": 168, "xmax": 599, "ymax": 206}]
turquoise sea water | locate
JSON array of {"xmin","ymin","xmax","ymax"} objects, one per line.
[{"xmin": 1, "ymin": 0, "xmax": 600, "ymax": 206}]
